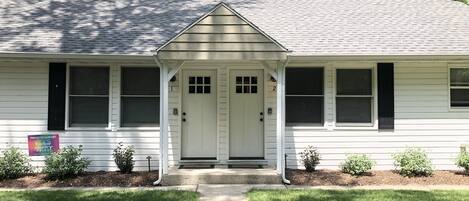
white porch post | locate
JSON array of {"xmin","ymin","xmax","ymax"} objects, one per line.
[
  {"xmin": 160, "ymin": 63, "xmax": 169, "ymax": 174},
  {"xmin": 276, "ymin": 61, "xmax": 286, "ymax": 174}
]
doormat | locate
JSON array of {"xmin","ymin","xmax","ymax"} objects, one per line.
[
  {"xmin": 179, "ymin": 165, "xmax": 215, "ymax": 169},
  {"xmin": 228, "ymin": 164, "xmax": 264, "ymax": 169}
]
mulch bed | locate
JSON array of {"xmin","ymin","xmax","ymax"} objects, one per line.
[
  {"xmin": 0, "ymin": 171, "xmax": 159, "ymax": 188},
  {"xmin": 287, "ymin": 169, "xmax": 469, "ymax": 186}
]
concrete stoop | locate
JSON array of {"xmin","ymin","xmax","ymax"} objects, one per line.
[{"xmin": 161, "ymin": 168, "xmax": 282, "ymax": 185}]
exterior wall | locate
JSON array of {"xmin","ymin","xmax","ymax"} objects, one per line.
[
  {"xmin": 285, "ymin": 61, "xmax": 469, "ymax": 170},
  {"xmin": 0, "ymin": 61, "xmax": 160, "ymax": 171},
  {"xmin": 2, "ymin": 59, "xmax": 469, "ymax": 171}
]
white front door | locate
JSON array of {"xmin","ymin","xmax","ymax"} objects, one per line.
[
  {"xmin": 181, "ymin": 70, "xmax": 217, "ymax": 160},
  {"xmin": 229, "ymin": 69, "xmax": 264, "ymax": 159}
]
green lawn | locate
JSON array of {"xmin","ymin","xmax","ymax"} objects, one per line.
[
  {"xmin": 0, "ymin": 190, "xmax": 198, "ymax": 201},
  {"xmin": 248, "ymin": 189, "xmax": 469, "ymax": 201}
]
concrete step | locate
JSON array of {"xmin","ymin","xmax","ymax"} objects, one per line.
[{"xmin": 161, "ymin": 168, "xmax": 282, "ymax": 185}]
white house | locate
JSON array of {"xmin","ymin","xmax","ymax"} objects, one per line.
[{"xmin": 1, "ymin": 0, "xmax": 469, "ymax": 184}]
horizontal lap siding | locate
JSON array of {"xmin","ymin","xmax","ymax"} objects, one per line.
[
  {"xmin": 285, "ymin": 62, "xmax": 469, "ymax": 170},
  {"xmin": 0, "ymin": 63, "xmax": 160, "ymax": 172},
  {"xmin": 160, "ymin": 6, "xmax": 284, "ymax": 61}
]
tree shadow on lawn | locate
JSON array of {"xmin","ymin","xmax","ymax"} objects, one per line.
[{"xmin": 0, "ymin": 190, "xmax": 198, "ymax": 201}]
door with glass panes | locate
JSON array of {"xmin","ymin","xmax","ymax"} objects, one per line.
[
  {"xmin": 229, "ymin": 69, "xmax": 264, "ymax": 159},
  {"xmin": 181, "ymin": 70, "xmax": 217, "ymax": 160}
]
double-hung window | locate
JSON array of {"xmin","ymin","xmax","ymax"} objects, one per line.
[
  {"xmin": 121, "ymin": 67, "xmax": 160, "ymax": 127},
  {"xmin": 450, "ymin": 68, "xmax": 469, "ymax": 108},
  {"xmin": 286, "ymin": 68, "xmax": 324, "ymax": 126},
  {"xmin": 69, "ymin": 67, "xmax": 110, "ymax": 127},
  {"xmin": 335, "ymin": 69, "xmax": 373, "ymax": 125}
]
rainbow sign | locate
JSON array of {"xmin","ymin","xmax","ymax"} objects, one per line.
[{"xmin": 27, "ymin": 134, "xmax": 59, "ymax": 156}]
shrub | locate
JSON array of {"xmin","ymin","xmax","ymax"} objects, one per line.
[
  {"xmin": 43, "ymin": 145, "xmax": 91, "ymax": 180},
  {"xmin": 456, "ymin": 0, "xmax": 469, "ymax": 5},
  {"xmin": 113, "ymin": 142, "xmax": 135, "ymax": 174},
  {"xmin": 340, "ymin": 154, "xmax": 375, "ymax": 176},
  {"xmin": 393, "ymin": 148, "xmax": 433, "ymax": 177},
  {"xmin": 0, "ymin": 147, "xmax": 31, "ymax": 180},
  {"xmin": 456, "ymin": 150, "xmax": 469, "ymax": 173},
  {"xmin": 299, "ymin": 146, "xmax": 320, "ymax": 172}
]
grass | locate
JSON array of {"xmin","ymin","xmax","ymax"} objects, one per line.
[
  {"xmin": 0, "ymin": 190, "xmax": 198, "ymax": 201},
  {"xmin": 248, "ymin": 189, "xmax": 469, "ymax": 201}
]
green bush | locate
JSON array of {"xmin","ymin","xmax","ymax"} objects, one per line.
[
  {"xmin": 43, "ymin": 145, "xmax": 91, "ymax": 180},
  {"xmin": 0, "ymin": 147, "xmax": 31, "ymax": 180},
  {"xmin": 113, "ymin": 142, "xmax": 135, "ymax": 174},
  {"xmin": 456, "ymin": 0, "xmax": 468, "ymax": 5},
  {"xmin": 456, "ymin": 150, "xmax": 469, "ymax": 173},
  {"xmin": 393, "ymin": 148, "xmax": 433, "ymax": 177},
  {"xmin": 300, "ymin": 146, "xmax": 320, "ymax": 172},
  {"xmin": 340, "ymin": 154, "xmax": 375, "ymax": 176}
]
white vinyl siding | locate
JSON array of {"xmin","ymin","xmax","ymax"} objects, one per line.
[
  {"xmin": 285, "ymin": 62, "xmax": 469, "ymax": 170},
  {"xmin": 3, "ymin": 60, "xmax": 469, "ymax": 171},
  {"xmin": 158, "ymin": 5, "xmax": 286, "ymax": 60},
  {"xmin": 0, "ymin": 62, "xmax": 160, "ymax": 171}
]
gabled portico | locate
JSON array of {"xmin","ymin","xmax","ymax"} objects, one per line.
[{"xmin": 153, "ymin": 2, "xmax": 289, "ymax": 184}]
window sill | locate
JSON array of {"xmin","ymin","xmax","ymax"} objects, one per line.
[
  {"xmin": 286, "ymin": 126, "xmax": 327, "ymax": 131},
  {"xmin": 65, "ymin": 127, "xmax": 112, "ymax": 131},
  {"xmin": 117, "ymin": 127, "xmax": 160, "ymax": 131},
  {"xmin": 449, "ymin": 107, "xmax": 469, "ymax": 112},
  {"xmin": 332, "ymin": 126, "xmax": 377, "ymax": 131}
]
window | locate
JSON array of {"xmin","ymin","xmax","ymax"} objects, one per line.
[
  {"xmin": 69, "ymin": 67, "xmax": 109, "ymax": 127},
  {"xmin": 189, "ymin": 76, "xmax": 211, "ymax": 94},
  {"xmin": 235, "ymin": 76, "xmax": 257, "ymax": 94},
  {"xmin": 335, "ymin": 69, "xmax": 373, "ymax": 124},
  {"xmin": 450, "ymin": 68, "xmax": 469, "ymax": 108},
  {"xmin": 286, "ymin": 68, "xmax": 324, "ymax": 125},
  {"xmin": 121, "ymin": 67, "xmax": 160, "ymax": 127}
]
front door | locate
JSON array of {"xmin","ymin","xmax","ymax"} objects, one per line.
[
  {"xmin": 229, "ymin": 69, "xmax": 264, "ymax": 159},
  {"xmin": 181, "ymin": 70, "xmax": 217, "ymax": 160}
]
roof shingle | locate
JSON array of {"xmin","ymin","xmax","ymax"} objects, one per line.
[{"xmin": 1, "ymin": 0, "xmax": 469, "ymax": 56}]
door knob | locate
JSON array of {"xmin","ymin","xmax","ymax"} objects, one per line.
[
  {"xmin": 182, "ymin": 112, "xmax": 186, "ymax": 116},
  {"xmin": 182, "ymin": 118, "xmax": 186, "ymax": 122},
  {"xmin": 260, "ymin": 118, "xmax": 264, "ymax": 122}
]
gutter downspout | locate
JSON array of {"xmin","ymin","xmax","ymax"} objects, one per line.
[
  {"xmin": 152, "ymin": 53, "xmax": 165, "ymax": 186},
  {"xmin": 278, "ymin": 56, "xmax": 291, "ymax": 184}
]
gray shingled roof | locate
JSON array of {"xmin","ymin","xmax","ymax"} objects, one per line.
[{"xmin": 1, "ymin": 0, "xmax": 469, "ymax": 56}]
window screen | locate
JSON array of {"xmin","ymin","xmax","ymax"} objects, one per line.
[
  {"xmin": 450, "ymin": 68, "xmax": 469, "ymax": 107},
  {"xmin": 69, "ymin": 67, "xmax": 109, "ymax": 127},
  {"xmin": 286, "ymin": 68, "xmax": 324, "ymax": 125},
  {"xmin": 121, "ymin": 67, "xmax": 159, "ymax": 127},
  {"xmin": 336, "ymin": 69, "xmax": 373, "ymax": 124}
]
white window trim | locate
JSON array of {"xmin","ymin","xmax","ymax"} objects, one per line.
[
  {"xmin": 285, "ymin": 66, "xmax": 326, "ymax": 128},
  {"xmin": 332, "ymin": 64, "xmax": 378, "ymax": 129},
  {"xmin": 117, "ymin": 65, "xmax": 161, "ymax": 130},
  {"xmin": 448, "ymin": 65, "xmax": 469, "ymax": 112},
  {"xmin": 65, "ymin": 64, "xmax": 112, "ymax": 131}
]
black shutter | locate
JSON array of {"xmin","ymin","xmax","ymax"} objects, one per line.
[
  {"xmin": 47, "ymin": 63, "xmax": 67, "ymax": 130},
  {"xmin": 377, "ymin": 63, "xmax": 394, "ymax": 130}
]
